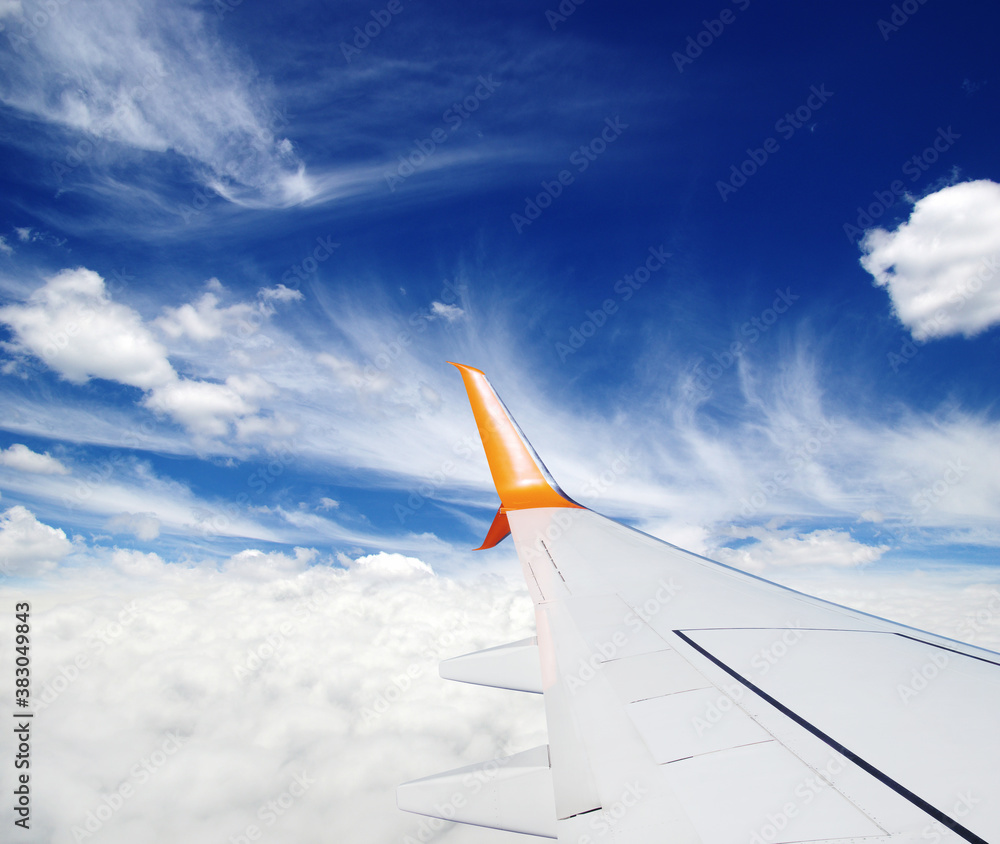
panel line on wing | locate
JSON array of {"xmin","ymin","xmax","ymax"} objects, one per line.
[
  {"xmin": 676, "ymin": 627, "xmax": 1000, "ymax": 668},
  {"xmin": 673, "ymin": 630, "xmax": 989, "ymax": 844},
  {"xmin": 539, "ymin": 540, "xmax": 568, "ymax": 584},
  {"xmin": 661, "ymin": 737, "xmax": 773, "ymax": 764}
]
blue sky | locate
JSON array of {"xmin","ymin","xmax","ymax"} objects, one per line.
[
  {"xmin": 2, "ymin": 1, "xmax": 1000, "ymax": 841},
  {"xmin": 2, "ymin": 0, "xmax": 998, "ymax": 579}
]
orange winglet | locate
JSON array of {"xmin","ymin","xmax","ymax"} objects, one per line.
[
  {"xmin": 475, "ymin": 507, "xmax": 511, "ymax": 549},
  {"xmin": 450, "ymin": 362, "xmax": 582, "ymax": 516}
]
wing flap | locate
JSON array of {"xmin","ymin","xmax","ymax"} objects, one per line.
[
  {"xmin": 659, "ymin": 741, "xmax": 890, "ymax": 844},
  {"xmin": 396, "ymin": 745, "xmax": 557, "ymax": 839},
  {"xmin": 438, "ymin": 636, "xmax": 543, "ymax": 693}
]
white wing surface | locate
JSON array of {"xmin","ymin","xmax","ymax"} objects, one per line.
[{"xmin": 397, "ymin": 363, "xmax": 999, "ymax": 844}]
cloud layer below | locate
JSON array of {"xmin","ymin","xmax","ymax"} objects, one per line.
[
  {"xmin": 2, "ymin": 551, "xmax": 543, "ymax": 843},
  {"xmin": 2, "ymin": 550, "xmax": 998, "ymax": 843}
]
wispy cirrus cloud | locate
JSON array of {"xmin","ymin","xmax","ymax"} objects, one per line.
[
  {"xmin": 3, "ymin": 268, "xmax": 999, "ymax": 566},
  {"xmin": 714, "ymin": 526, "xmax": 888, "ymax": 574},
  {"xmin": 0, "ymin": 0, "xmax": 310, "ymax": 208}
]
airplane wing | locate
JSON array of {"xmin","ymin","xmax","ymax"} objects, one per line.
[{"xmin": 397, "ymin": 363, "xmax": 999, "ymax": 844}]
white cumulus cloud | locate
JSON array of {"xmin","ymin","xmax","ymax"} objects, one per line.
[
  {"xmin": 143, "ymin": 378, "xmax": 254, "ymax": 438},
  {"xmin": 0, "ymin": 505, "xmax": 73, "ymax": 574},
  {"xmin": 345, "ymin": 551, "xmax": 435, "ymax": 579},
  {"xmin": 223, "ymin": 546, "xmax": 318, "ymax": 579},
  {"xmin": 0, "ymin": 267, "xmax": 175, "ymax": 389},
  {"xmin": 0, "ymin": 269, "xmax": 284, "ymax": 441},
  {"xmin": 0, "ymin": 443, "xmax": 70, "ymax": 475},
  {"xmin": 860, "ymin": 180, "xmax": 1000, "ymax": 340},
  {"xmin": 155, "ymin": 291, "xmax": 253, "ymax": 343}
]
